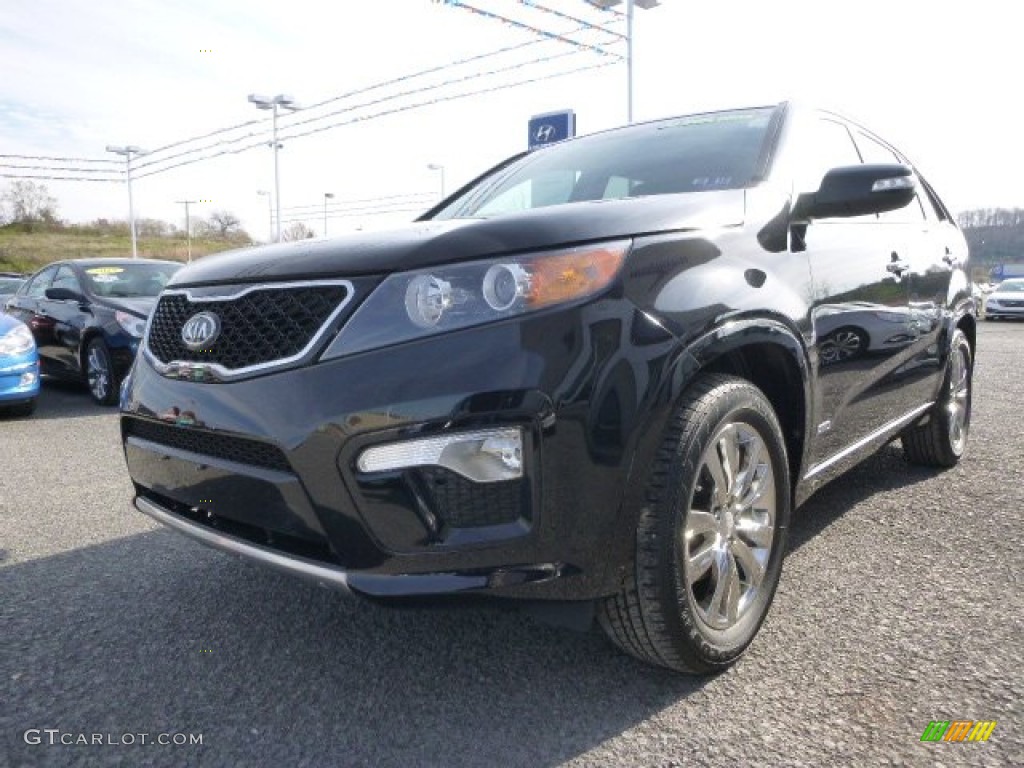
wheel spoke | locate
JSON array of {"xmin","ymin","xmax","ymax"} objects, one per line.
[
  {"xmin": 705, "ymin": 443, "xmax": 730, "ymax": 506},
  {"xmin": 709, "ymin": 548, "xmax": 741, "ymax": 624},
  {"xmin": 735, "ymin": 515, "xmax": 773, "ymax": 548},
  {"xmin": 734, "ymin": 436, "xmax": 763, "ymax": 501},
  {"xmin": 686, "ymin": 509, "xmax": 718, "ymax": 539},
  {"xmin": 687, "ymin": 540, "xmax": 717, "ymax": 582},
  {"xmin": 718, "ymin": 428, "xmax": 740, "ymax": 496},
  {"xmin": 730, "ymin": 537, "xmax": 765, "ymax": 588}
]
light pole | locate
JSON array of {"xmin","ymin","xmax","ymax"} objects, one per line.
[
  {"xmin": 323, "ymin": 192, "xmax": 334, "ymax": 237},
  {"xmin": 427, "ymin": 163, "xmax": 446, "ymax": 200},
  {"xmin": 585, "ymin": 0, "xmax": 660, "ymax": 123},
  {"xmin": 256, "ymin": 190, "xmax": 273, "ymax": 243},
  {"xmin": 106, "ymin": 145, "xmax": 146, "ymax": 258},
  {"xmin": 248, "ymin": 93, "xmax": 300, "ymax": 242},
  {"xmin": 176, "ymin": 199, "xmax": 197, "ymax": 262}
]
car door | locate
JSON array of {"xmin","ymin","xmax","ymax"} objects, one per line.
[
  {"xmin": 791, "ymin": 115, "xmax": 920, "ymax": 468},
  {"xmin": 851, "ymin": 130, "xmax": 955, "ymax": 414},
  {"xmin": 7, "ymin": 265, "xmax": 58, "ymax": 372},
  {"xmin": 40, "ymin": 264, "xmax": 89, "ymax": 376}
]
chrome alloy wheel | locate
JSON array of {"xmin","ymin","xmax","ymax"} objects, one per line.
[
  {"xmin": 683, "ymin": 421, "xmax": 777, "ymax": 631},
  {"xmin": 947, "ymin": 341, "xmax": 971, "ymax": 454},
  {"xmin": 87, "ymin": 345, "xmax": 110, "ymax": 402}
]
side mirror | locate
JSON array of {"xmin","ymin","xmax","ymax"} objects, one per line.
[
  {"xmin": 45, "ymin": 287, "xmax": 85, "ymax": 302},
  {"xmin": 793, "ymin": 163, "xmax": 916, "ymax": 220}
]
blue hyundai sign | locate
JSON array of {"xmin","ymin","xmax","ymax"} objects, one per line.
[{"xmin": 528, "ymin": 110, "xmax": 576, "ymax": 150}]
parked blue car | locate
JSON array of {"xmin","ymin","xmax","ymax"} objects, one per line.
[{"xmin": 0, "ymin": 313, "xmax": 40, "ymax": 416}]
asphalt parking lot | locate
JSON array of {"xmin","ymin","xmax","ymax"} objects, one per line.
[{"xmin": 2, "ymin": 322, "xmax": 1022, "ymax": 768}]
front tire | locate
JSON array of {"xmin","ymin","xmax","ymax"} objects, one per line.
[
  {"xmin": 85, "ymin": 338, "xmax": 118, "ymax": 406},
  {"xmin": 598, "ymin": 374, "xmax": 791, "ymax": 674},
  {"xmin": 902, "ymin": 328, "xmax": 972, "ymax": 467}
]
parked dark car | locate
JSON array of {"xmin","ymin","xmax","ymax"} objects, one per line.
[
  {"xmin": 7, "ymin": 259, "xmax": 182, "ymax": 404},
  {"xmin": 120, "ymin": 103, "xmax": 974, "ymax": 674}
]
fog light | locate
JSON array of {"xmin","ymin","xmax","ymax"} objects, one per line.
[
  {"xmin": 357, "ymin": 428, "xmax": 523, "ymax": 483},
  {"xmin": 19, "ymin": 371, "xmax": 37, "ymax": 387}
]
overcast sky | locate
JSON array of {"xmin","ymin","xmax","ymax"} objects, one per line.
[{"xmin": 1, "ymin": 0, "xmax": 1019, "ymax": 241}]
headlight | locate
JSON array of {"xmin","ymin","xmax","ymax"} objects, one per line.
[
  {"xmin": 115, "ymin": 311, "xmax": 147, "ymax": 338},
  {"xmin": 0, "ymin": 323, "xmax": 34, "ymax": 356},
  {"xmin": 322, "ymin": 239, "xmax": 631, "ymax": 359}
]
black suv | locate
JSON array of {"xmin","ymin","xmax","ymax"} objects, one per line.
[{"xmin": 120, "ymin": 103, "xmax": 974, "ymax": 674}]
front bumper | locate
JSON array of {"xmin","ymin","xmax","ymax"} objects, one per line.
[
  {"xmin": 121, "ymin": 296, "xmax": 680, "ymax": 601},
  {"xmin": 985, "ymin": 302, "xmax": 1024, "ymax": 318},
  {"xmin": 0, "ymin": 357, "xmax": 39, "ymax": 403}
]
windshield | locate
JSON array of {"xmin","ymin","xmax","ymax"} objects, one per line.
[
  {"xmin": 82, "ymin": 263, "xmax": 181, "ymax": 298},
  {"xmin": 997, "ymin": 280, "xmax": 1024, "ymax": 293},
  {"xmin": 0, "ymin": 277, "xmax": 25, "ymax": 293},
  {"xmin": 431, "ymin": 107, "xmax": 776, "ymax": 220}
]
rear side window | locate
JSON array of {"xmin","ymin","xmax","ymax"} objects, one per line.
[
  {"xmin": 24, "ymin": 266, "xmax": 58, "ymax": 298},
  {"xmin": 434, "ymin": 107, "xmax": 776, "ymax": 219}
]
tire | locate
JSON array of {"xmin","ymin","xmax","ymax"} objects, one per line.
[
  {"xmin": 598, "ymin": 374, "xmax": 791, "ymax": 674},
  {"xmin": 85, "ymin": 338, "xmax": 118, "ymax": 406},
  {"xmin": 902, "ymin": 328, "xmax": 972, "ymax": 467}
]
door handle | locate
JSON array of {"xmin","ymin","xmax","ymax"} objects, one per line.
[{"xmin": 942, "ymin": 247, "xmax": 956, "ymax": 266}]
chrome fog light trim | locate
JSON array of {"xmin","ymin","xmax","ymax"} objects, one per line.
[{"xmin": 357, "ymin": 428, "xmax": 523, "ymax": 483}]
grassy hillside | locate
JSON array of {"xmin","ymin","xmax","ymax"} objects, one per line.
[{"xmin": 0, "ymin": 228, "xmax": 252, "ymax": 273}]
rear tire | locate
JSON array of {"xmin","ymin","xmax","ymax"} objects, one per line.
[
  {"xmin": 598, "ymin": 374, "xmax": 791, "ymax": 674},
  {"xmin": 902, "ymin": 329, "xmax": 972, "ymax": 467}
]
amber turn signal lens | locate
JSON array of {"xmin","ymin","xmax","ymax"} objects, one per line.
[{"xmin": 526, "ymin": 241, "xmax": 629, "ymax": 308}]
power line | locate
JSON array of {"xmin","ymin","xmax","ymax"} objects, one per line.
[
  {"xmin": 0, "ymin": 163, "xmax": 121, "ymax": 174},
  {"xmin": 0, "ymin": 154, "xmax": 119, "ymax": 164},
  {"xmin": 131, "ymin": 43, "xmax": 608, "ymax": 176},
  {"xmin": 121, "ymin": 19, "xmax": 617, "ymax": 173},
  {"xmin": 0, "ymin": 173, "xmax": 122, "ymax": 183},
  {"xmin": 132, "ymin": 58, "xmax": 614, "ymax": 181},
  {"xmin": 515, "ymin": 0, "xmax": 627, "ymax": 39},
  {"xmin": 277, "ymin": 191, "xmax": 436, "ymax": 215},
  {"xmin": 440, "ymin": 1, "xmax": 620, "ymax": 58}
]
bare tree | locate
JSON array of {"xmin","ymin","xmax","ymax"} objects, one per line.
[
  {"xmin": 1, "ymin": 180, "xmax": 59, "ymax": 229},
  {"xmin": 207, "ymin": 210, "xmax": 242, "ymax": 238},
  {"xmin": 282, "ymin": 222, "xmax": 315, "ymax": 241}
]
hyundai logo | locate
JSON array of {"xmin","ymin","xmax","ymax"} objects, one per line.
[
  {"xmin": 534, "ymin": 124, "xmax": 556, "ymax": 143},
  {"xmin": 181, "ymin": 311, "xmax": 221, "ymax": 350}
]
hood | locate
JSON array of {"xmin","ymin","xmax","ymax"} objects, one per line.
[
  {"xmin": 0, "ymin": 312, "xmax": 28, "ymax": 335},
  {"xmin": 93, "ymin": 296, "xmax": 157, "ymax": 317},
  {"xmin": 169, "ymin": 190, "xmax": 745, "ymax": 287}
]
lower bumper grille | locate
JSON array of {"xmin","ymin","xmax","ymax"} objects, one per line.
[
  {"xmin": 123, "ymin": 417, "xmax": 291, "ymax": 473},
  {"xmin": 418, "ymin": 467, "xmax": 524, "ymax": 528}
]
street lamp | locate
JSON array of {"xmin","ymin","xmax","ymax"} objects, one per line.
[
  {"xmin": 427, "ymin": 163, "xmax": 446, "ymax": 200},
  {"xmin": 248, "ymin": 93, "xmax": 300, "ymax": 242},
  {"xmin": 585, "ymin": 0, "xmax": 660, "ymax": 123},
  {"xmin": 176, "ymin": 199, "xmax": 197, "ymax": 262},
  {"xmin": 106, "ymin": 145, "xmax": 146, "ymax": 258},
  {"xmin": 323, "ymin": 192, "xmax": 334, "ymax": 237},
  {"xmin": 256, "ymin": 190, "xmax": 273, "ymax": 243}
]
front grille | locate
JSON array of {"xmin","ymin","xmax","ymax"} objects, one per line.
[
  {"xmin": 123, "ymin": 417, "xmax": 291, "ymax": 473},
  {"xmin": 1002, "ymin": 300, "xmax": 1024, "ymax": 308},
  {"xmin": 418, "ymin": 467, "xmax": 525, "ymax": 528},
  {"xmin": 146, "ymin": 283, "xmax": 350, "ymax": 371}
]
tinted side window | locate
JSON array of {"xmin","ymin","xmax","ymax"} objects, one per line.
[
  {"xmin": 796, "ymin": 119, "xmax": 862, "ymax": 195},
  {"xmin": 853, "ymin": 132, "xmax": 925, "ymax": 222},
  {"xmin": 51, "ymin": 266, "xmax": 83, "ymax": 294},
  {"xmin": 25, "ymin": 266, "xmax": 58, "ymax": 298}
]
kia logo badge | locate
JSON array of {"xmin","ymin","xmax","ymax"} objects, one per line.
[{"xmin": 181, "ymin": 311, "xmax": 221, "ymax": 350}]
